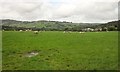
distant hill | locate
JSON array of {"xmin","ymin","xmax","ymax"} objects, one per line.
[
  {"xmin": 98, "ymin": 20, "xmax": 119, "ymax": 27},
  {"xmin": 1, "ymin": 19, "xmax": 119, "ymax": 31}
]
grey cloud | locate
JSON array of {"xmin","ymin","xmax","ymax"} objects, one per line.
[
  {"xmin": 86, "ymin": 2, "xmax": 117, "ymax": 20},
  {"xmin": 0, "ymin": 0, "xmax": 118, "ymax": 23}
]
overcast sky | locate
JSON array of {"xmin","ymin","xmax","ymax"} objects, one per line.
[{"xmin": 0, "ymin": 0, "xmax": 119, "ymax": 23}]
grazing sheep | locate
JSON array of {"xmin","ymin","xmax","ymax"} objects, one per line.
[
  {"xmin": 63, "ymin": 31, "xmax": 72, "ymax": 33},
  {"xmin": 79, "ymin": 32, "xmax": 85, "ymax": 34},
  {"xmin": 34, "ymin": 31, "xmax": 39, "ymax": 34},
  {"xmin": 63, "ymin": 31, "xmax": 66, "ymax": 33},
  {"xmin": 19, "ymin": 30, "xmax": 23, "ymax": 32},
  {"xmin": 90, "ymin": 29, "xmax": 94, "ymax": 32},
  {"xmin": 79, "ymin": 32, "xmax": 82, "ymax": 33},
  {"xmin": 25, "ymin": 30, "xmax": 28, "ymax": 32},
  {"xmin": 99, "ymin": 28, "xmax": 102, "ymax": 31}
]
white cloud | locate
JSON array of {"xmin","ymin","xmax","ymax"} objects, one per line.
[{"xmin": 0, "ymin": 0, "xmax": 119, "ymax": 23}]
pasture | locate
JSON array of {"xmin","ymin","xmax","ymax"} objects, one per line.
[{"xmin": 2, "ymin": 31, "xmax": 118, "ymax": 70}]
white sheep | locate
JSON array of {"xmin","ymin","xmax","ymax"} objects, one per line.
[
  {"xmin": 19, "ymin": 30, "xmax": 23, "ymax": 32},
  {"xmin": 29, "ymin": 30, "xmax": 32, "ymax": 31},
  {"xmin": 79, "ymin": 32, "xmax": 85, "ymax": 34},
  {"xmin": 34, "ymin": 31, "xmax": 39, "ymax": 34},
  {"xmin": 25, "ymin": 30, "xmax": 28, "ymax": 31},
  {"xmin": 79, "ymin": 32, "xmax": 82, "ymax": 33},
  {"xmin": 63, "ymin": 31, "xmax": 66, "ymax": 33}
]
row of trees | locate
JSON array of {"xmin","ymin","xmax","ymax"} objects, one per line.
[{"xmin": 2, "ymin": 25, "xmax": 118, "ymax": 31}]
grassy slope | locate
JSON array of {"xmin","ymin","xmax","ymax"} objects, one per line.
[{"xmin": 2, "ymin": 31, "xmax": 118, "ymax": 70}]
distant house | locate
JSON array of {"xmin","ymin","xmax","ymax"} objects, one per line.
[
  {"xmin": 82, "ymin": 28, "xmax": 94, "ymax": 32},
  {"xmin": 95, "ymin": 28, "xmax": 102, "ymax": 32}
]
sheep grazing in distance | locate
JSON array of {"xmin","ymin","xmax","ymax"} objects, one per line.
[
  {"xmin": 79, "ymin": 32, "xmax": 82, "ymax": 33},
  {"xmin": 79, "ymin": 32, "xmax": 85, "ymax": 34},
  {"xmin": 25, "ymin": 30, "xmax": 28, "ymax": 32},
  {"xmin": 19, "ymin": 30, "xmax": 23, "ymax": 32},
  {"xmin": 34, "ymin": 31, "xmax": 39, "ymax": 34},
  {"xmin": 63, "ymin": 31, "xmax": 66, "ymax": 33},
  {"xmin": 63, "ymin": 31, "xmax": 72, "ymax": 33}
]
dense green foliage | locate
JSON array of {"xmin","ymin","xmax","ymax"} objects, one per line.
[
  {"xmin": 2, "ymin": 31, "xmax": 118, "ymax": 70},
  {"xmin": 1, "ymin": 19, "xmax": 118, "ymax": 31},
  {"xmin": 1, "ymin": 19, "xmax": 94, "ymax": 31}
]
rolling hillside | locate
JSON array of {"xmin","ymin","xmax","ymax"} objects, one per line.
[{"xmin": 1, "ymin": 19, "xmax": 119, "ymax": 31}]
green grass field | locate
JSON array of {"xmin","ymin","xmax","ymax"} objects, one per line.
[{"xmin": 2, "ymin": 31, "xmax": 118, "ymax": 70}]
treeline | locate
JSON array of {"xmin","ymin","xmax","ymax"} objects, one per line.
[
  {"xmin": 2, "ymin": 25, "xmax": 118, "ymax": 31},
  {"xmin": 1, "ymin": 19, "xmax": 119, "ymax": 31}
]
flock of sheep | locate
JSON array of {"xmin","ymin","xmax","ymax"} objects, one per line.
[
  {"xmin": 2, "ymin": 29, "xmax": 109, "ymax": 34},
  {"xmin": 19, "ymin": 30, "xmax": 39, "ymax": 34},
  {"xmin": 63, "ymin": 31, "xmax": 85, "ymax": 34},
  {"xmin": 18, "ymin": 29, "xmax": 86, "ymax": 34}
]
